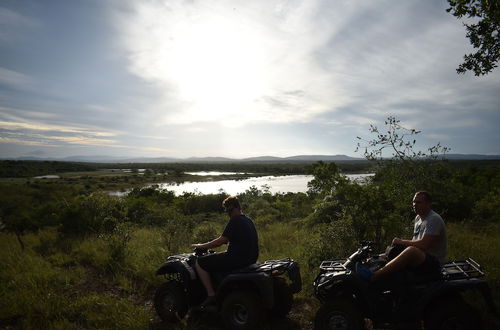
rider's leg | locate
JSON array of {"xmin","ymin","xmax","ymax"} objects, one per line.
[
  {"xmin": 195, "ymin": 261, "xmax": 215, "ymax": 296},
  {"xmin": 372, "ymin": 246, "xmax": 426, "ymax": 281}
]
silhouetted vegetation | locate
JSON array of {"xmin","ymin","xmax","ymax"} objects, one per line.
[
  {"xmin": 446, "ymin": 0, "xmax": 500, "ymax": 76},
  {"xmin": 0, "ymin": 159, "xmax": 377, "ymax": 178}
]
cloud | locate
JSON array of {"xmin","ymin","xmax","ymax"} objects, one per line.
[
  {"xmin": 0, "ymin": 120, "xmax": 116, "ymax": 137},
  {"xmin": 0, "ymin": 118, "xmax": 120, "ymax": 149},
  {"xmin": 0, "ymin": 6, "xmax": 39, "ymax": 41},
  {"xmin": 0, "ymin": 136, "xmax": 56, "ymax": 147},
  {"xmin": 0, "ymin": 67, "xmax": 34, "ymax": 89},
  {"xmin": 115, "ymin": 0, "xmax": 347, "ymax": 125}
]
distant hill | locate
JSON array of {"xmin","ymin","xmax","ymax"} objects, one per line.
[
  {"xmin": 5, "ymin": 153, "xmax": 500, "ymax": 163},
  {"xmin": 442, "ymin": 154, "xmax": 500, "ymax": 160},
  {"xmin": 185, "ymin": 156, "xmax": 235, "ymax": 162},
  {"xmin": 242, "ymin": 156, "xmax": 284, "ymax": 162},
  {"xmin": 283, "ymin": 155, "xmax": 360, "ymax": 161}
]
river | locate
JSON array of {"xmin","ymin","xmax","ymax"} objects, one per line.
[{"xmin": 152, "ymin": 173, "xmax": 374, "ymax": 196}]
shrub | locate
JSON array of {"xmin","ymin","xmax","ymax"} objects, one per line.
[
  {"xmin": 59, "ymin": 192, "xmax": 127, "ymax": 237},
  {"xmin": 192, "ymin": 222, "xmax": 219, "ymax": 244},
  {"xmin": 470, "ymin": 188, "xmax": 500, "ymax": 223}
]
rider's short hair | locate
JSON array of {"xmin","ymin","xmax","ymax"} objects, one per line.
[
  {"xmin": 222, "ymin": 196, "xmax": 241, "ymax": 210},
  {"xmin": 415, "ymin": 191, "xmax": 432, "ymax": 203}
]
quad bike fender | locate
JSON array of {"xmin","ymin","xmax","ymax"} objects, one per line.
[
  {"xmin": 156, "ymin": 260, "xmax": 197, "ymax": 283},
  {"xmin": 287, "ymin": 260, "xmax": 302, "ymax": 293},
  {"xmin": 314, "ymin": 272, "xmax": 351, "ymax": 296},
  {"xmin": 217, "ymin": 273, "xmax": 274, "ymax": 309},
  {"xmin": 316, "ymin": 274, "xmax": 366, "ymax": 299},
  {"xmin": 314, "ymin": 274, "xmax": 370, "ymax": 316},
  {"xmin": 417, "ymin": 279, "xmax": 498, "ymax": 317}
]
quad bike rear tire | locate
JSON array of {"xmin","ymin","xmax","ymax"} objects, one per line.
[
  {"xmin": 424, "ymin": 295, "xmax": 482, "ymax": 330},
  {"xmin": 221, "ymin": 290, "xmax": 264, "ymax": 330},
  {"xmin": 269, "ymin": 277, "xmax": 294, "ymax": 317}
]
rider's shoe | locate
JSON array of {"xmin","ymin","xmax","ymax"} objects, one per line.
[
  {"xmin": 200, "ymin": 295, "xmax": 216, "ymax": 309},
  {"xmin": 355, "ymin": 262, "xmax": 374, "ymax": 281}
]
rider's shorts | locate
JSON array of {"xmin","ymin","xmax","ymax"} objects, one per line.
[
  {"xmin": 197, "ymin": 252, "xmax": 248, "ymax": 273},
  {"xmin": 413, "ymin": 253, "xmax": 440, "ymax": 275}
]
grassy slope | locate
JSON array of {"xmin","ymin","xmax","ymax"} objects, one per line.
[{"xmin": 1, "ymin": 221, "xmax": 499, "ymax": 329}]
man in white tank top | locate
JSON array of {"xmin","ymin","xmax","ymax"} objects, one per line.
[{"xmin": 356, "ymin": 191, "xmax": 447, "ymax": 281}]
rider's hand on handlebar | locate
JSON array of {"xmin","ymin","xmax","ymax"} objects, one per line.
[
  {"xmin": 392, "ymin": 238, "xmax": 403, "ymax": 246},
  {"xmin": 191, "ymin": 243, "xmax": 203, "ymax": 249}
]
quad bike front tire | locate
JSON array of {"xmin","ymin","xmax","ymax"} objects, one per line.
[
  {"xmin": 154, "ymin": 281, "xmax": 189, "ymax": 323},
  {"xmin": 314, "ymin": 299, "xmax": 364, "ymax": 330}
]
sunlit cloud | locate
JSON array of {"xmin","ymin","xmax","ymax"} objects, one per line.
[
  {"xmin": 44, "ymin": 135, "xmax": 117, "ymax": 146},
  {"xmin": 0, "ymin": 121, "xmax": 116, "ymax": 137},
  {"xmin": 116, "ymin": 0, "xmax": 347, "ymax": 126},
  {"xmin": 0, "ymin": 118, "xmax": 120, "ymax": 149},
  {"xmin": 0, "ymin": 136, "xmax": 55, "ymax": 146},
  {"xmin": 0, "ymin": 131, "xmax": 116, "ymax": 147},
  {"xmin": 141, "ymin": 146, "xmax": 176, "ymax": 153}
]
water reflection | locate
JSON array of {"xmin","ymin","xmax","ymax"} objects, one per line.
[
  {"xmin": 157, "ymin": 173, "xmax": 373, "ymax": 196},
  {"xmin": 185, "ymin": 171, "xmax": 249, "ymax": 176}
]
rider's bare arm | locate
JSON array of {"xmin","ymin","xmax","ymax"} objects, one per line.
[
  {"xmin": 393, "ymin": 235, "xmax": 439, "ymax": 252},
  {"xmin": 191, "ymin": 236, "xmax": 229, "ymax": 249}
]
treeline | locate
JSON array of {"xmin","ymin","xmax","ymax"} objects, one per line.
[
  {"xmin": 0, "ymin": 160, "xmax": 96, "ymax": 178},
  {"xmin": 0, "ymin": 159, "xmax": 376, "ymax": 178}
]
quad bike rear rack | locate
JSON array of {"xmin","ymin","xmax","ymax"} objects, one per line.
[
  {"xmin": 318, "ymin": 259, "xmax": 348, "ymax": 272},
  {"xmin": 441, "ymin": 258, "xmax": 485, "ymax": 280}
]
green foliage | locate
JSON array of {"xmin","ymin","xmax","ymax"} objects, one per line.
[
  {"xmin": 0, "ymin": 160, "xmax": 96, "ymax": 178},
  {"xmin": 471, "ymin": 187, "xmax": 500, "ymax": 222},
  {"xmin": 174, "ymin": 191, "xmax": 227, "ymax": 215},
  {"xmin": 356, "ymin": 116, "xmax": 450, "ymax": 161},
  {"xmin": 447, "ymin": 0, "xmax": 500, "ymax": 75},
  {"xmin": 447, "ymin": 222, "xmax": 500, "ymax": 306},
  {"xmin": 0, "ymin": 152, "xmax": 499, "ymax": 328},
  {"xmin": 192, "ymin": 222, "xmax": 220, "ymax": 244},
  {"xmin": 59, "ymin": 192, "xmax": 127, "ymax": 236},
  {"xmin": 307, "ymin": 161, "xmax": 346, "ymax": 195},
  {"xmin": 123, "ymin": 228, "xmax": 168, "ymax": 283},
  {"xmin": 69, "ymin": 293, "xmax": 151, "ymax": 329}
]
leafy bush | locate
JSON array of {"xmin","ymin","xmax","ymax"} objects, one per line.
[
  {"xmin": 59, "ymin": 192, "xmax": 127, "ymax": 236},
  {"xmin": 192, "ymin": 222, "xmax": 219, "ymax": 244},
  {"xmin": 470, "ymin": 188, "xmax": 500, "ymax": 223}
]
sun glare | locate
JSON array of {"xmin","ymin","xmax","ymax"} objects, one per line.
[
  {"xmin": 121, "ymin": 2, "xmax": 339, "ymax": 126},
  {"xmin": 170, "ymin": 17, "xmax": 266, "ymax": 122},
  {"xmin": 125, "ymin": 5, "xmax": 270, "ymax": 124}
]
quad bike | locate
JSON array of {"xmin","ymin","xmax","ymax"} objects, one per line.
[
  {"xmin": 154, "ymin": 248, "xmax": 301, "ymax": 329},
  {"xmin": 313, "ymin": 241, "xmax": 498, "ymax": 330}
]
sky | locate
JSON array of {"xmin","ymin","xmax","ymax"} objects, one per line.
[{"xmin": 1, "ymin": 0, "xmax": 499, "ymax": 159}]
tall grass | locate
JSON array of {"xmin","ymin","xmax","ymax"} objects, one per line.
[
  {"xmin": 1, "ymin": 217, "xmax": 499, "ymax": 328},
  {"xmin": 447, "ymin": 222, "xmax": 500, "ymax": 306}
]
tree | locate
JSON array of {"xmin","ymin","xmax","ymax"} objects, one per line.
[
  {"xmin": 447, "ymin": 0, "xmax": 500, "ymax": 75},
  {"xmin": 356, "ymin": 116, "xmax": 458, "ymax": 220},
  {"xmin": 307, "ymin": 161, "xmax": 347, "ymax": 195},
  {"xmin": 355, "ymin": 116, "xmax": 450, "ymax": 161}
]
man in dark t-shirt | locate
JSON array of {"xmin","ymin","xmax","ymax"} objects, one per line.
[{"xmin": 191, "ymin": 196, "xmax": 259, "ymax": 307}]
